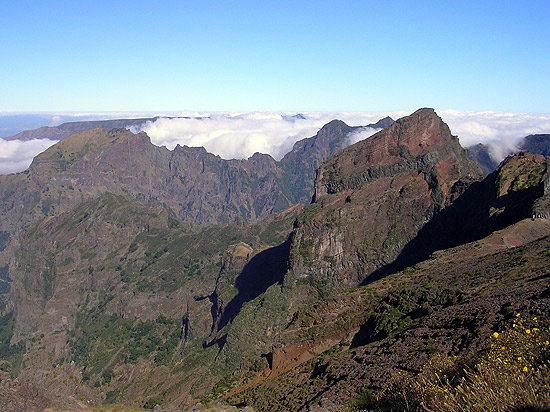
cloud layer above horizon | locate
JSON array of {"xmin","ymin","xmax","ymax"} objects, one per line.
[
  {"xmin": 131, "ymin": 111, "xmax": 396, "ymax": 161},
  {"xmin": 440, "ymin": 110, "xmax": 550, "ymax": 162},
  {"xmin": 1, "ymin": 110, "xmax": 549, "ymax": 175}
]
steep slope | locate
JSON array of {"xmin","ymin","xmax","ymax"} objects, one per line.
[
  {"xmin": 287, "ymin": 108, "xmax": 482, "ymax": 293},
  {"xmin": 465, "ymin": 143, "xmax": 499, "ymax": 174},
  {"xmin": 2, "ymin": 109, "xmax": 548, "ymax": 411},
  {"xmin": 279, "ymin": 117, "xmax": 394, "ymax": 205},
  {"xmin": 377, "ymin": 151, "xmax": 550, "ymax": 278},
  {"xmin": 4, "ymin": 191, "xmax": 302, "ymax": 409},
  {"xmin": 231, "ymin": 218, "xmax": 550, "ymax": 411},
  {"xmin": 194, "ymin": 109, "xmax": 486, "ymax": 392},
  {"xmin": 279, "ymin": 120, "xmax": 357, "ymax": 204},
  {"xmin": 203, "ymin": 112, "xmax": 549, "ymax": 408},
  {"xmin": 521, "ymin": 133, "xmax": 550, "ymax": 157}
]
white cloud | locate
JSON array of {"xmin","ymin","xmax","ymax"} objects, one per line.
[
  {"xmin": 440, "ymin": 110, "xmax": 550, "ymax": 162},
  {"xmin": 134, "ymin": 114, "xmax": 307, "ymax": 160},
  {"xmin": 49, "ymin": 115, "xmax": 62, "ymax": 126},
  {"xmin": 0, "ymin": 138, "xmax": 57, "ymax": 175},
  {"xmin": 1, "ymin": 110, "xmax": 549, "ymax": 175},
  {"xmin": 134, "ymin": 111, "xmax": 405, "ymax": 161},
  {"xmin": 346, "ymin": 127, "xmax": 381, "ymax": 146},
  {"xmin": 132, "ymin": 110, "xmax": 550, "ymax": 164}
]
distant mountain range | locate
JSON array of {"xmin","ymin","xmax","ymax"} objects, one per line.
[{"xmin": 0, "ymin": 109, "xmax": 548, "ymax": 412}]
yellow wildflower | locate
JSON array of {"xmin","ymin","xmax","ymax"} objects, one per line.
[
  {"xmin": 517, "ymin": 357, "xmax": 522, "ymax": 361},
  {"xmin": 523, "ymin": 366, "xmax": 528, "ymax": 372},
  {"xmin": 526, "ymin": 329, "xmax": 531, "ymax": 334},
  {"xmin": 493, "ymin": 332, "xmax": 499, "ymax": 338}
]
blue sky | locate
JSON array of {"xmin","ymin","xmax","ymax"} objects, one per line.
[{"xmin": 1, "ymin": 0, "xmax": 549, "ymax": 112}]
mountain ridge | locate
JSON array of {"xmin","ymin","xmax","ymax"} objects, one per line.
[{"xmin": 0, "ymin": 109, "xmax": 549, "ymax": 411}]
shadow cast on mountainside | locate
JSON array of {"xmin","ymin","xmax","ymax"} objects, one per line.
[
  {"xmin": 362, "ymin": 178, "xmax": 544, "ymax": 286},
  {"xmin": 216, "ymin": 238, "xmax": 291, "ymax": 332}
]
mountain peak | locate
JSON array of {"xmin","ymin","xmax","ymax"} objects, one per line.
[
  {"xmin": 314, "ymin": 108, "xmax": 481, "ymax": 199},
  {"xmin": 369, "ymin": 116, "xmax": 394, "ymax": 129},
  {"xmin": 494, "ymin": 151, "xmax": 548, "ymax": 198},
  {"xmin": 290, "ymin": 109, "xmax": 482, "ymax": 292}
]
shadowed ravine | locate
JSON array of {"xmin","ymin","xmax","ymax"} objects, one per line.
[{"xmin": 217, "ymin": 239, "xmax": 291, "ymax": 332}]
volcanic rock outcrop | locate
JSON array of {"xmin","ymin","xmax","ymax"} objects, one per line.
[{"xmin": 286, "ymin": 108, "xmax": 483, "ymax": 292}]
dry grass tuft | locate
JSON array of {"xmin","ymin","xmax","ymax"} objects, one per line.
[{"xmin": 351, "ymin": 315, "xmax": 550, "ymax": 412}]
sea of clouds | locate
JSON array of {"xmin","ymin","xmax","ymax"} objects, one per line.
[
  {"xmin": 1, "ymin": 110, "xmax": 549, "ymax": 175},
  {"xmin": 129, "ymin": 111, "xmax": 398, "ymax": 161},
  {"xmin": 440, "ymin": 110, "xmax": 550, "ymax": 162}
]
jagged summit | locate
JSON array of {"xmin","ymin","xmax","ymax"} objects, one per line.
[
  {"xmin": 0, "ymin": 116, "xmax": 390, "ymax": 233},
  {"xmin": 291, "ymin": 108, "xmax": 483, "ymax": 291},
  {"xmin": 370, "ymin": 115, "xmax": 394, "ymax": 129}
]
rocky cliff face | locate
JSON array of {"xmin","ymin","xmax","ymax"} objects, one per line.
[
  {"xmin": 0, "ymin": 117, "xmax": 376, "ymax": 237},
  {"xmin": 279, "ymin": 120, "xmax": 357, "ymax": 205},
  {"xmin": 203, "ymin": 108, "xmax": 499, "ymax": 388},
  {"xmin": 216, "ymin": 144, "xmax": 550, "ymax": 412},
  {"xmin": 287, "ymin": 108, "xmax": 482, "ymax": 293},
  {"xmin": 492, "ymin": 152, "xmax": 550, "ymax": 219},
  {"xmin": 279, "ymin": 117, "xmax": 394, "ymax": 205},
  {"xmin": 23, "ymin": 127, "xmax": 294, "ymax": 226},
  {"xmin": 232, "ymin": 218, "xmax": 550, "ymax": 411}
]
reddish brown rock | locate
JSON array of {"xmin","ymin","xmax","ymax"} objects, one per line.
[{"xmin": 288, "ymin": 108, "xmax": 482, "ymax": 292}]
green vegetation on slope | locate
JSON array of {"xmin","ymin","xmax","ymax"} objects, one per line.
[
  {"xmin": 67, "ymin": 299, "xmax": 181, "ymax": 386},
  {"xmin": 0, "ymin": 313, "xmax": 25, "ymax": 379}
]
